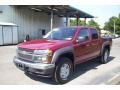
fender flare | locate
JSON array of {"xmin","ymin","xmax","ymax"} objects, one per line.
[
  {"xmin": 51, "ymin": 46, "xmax": 75, "ymax": 64},
  {"xmin": 100, "ymin": 41, "xmax": 110, "ymax": 55}
]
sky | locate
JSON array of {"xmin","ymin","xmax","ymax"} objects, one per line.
[{"xmin": 71, "ymin": 5, "xmax": 120, "ymax": 28}]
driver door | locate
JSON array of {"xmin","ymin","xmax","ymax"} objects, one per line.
[{"xmin": 74, "ymin": 28, "xmax": 91, "ymax": 64}]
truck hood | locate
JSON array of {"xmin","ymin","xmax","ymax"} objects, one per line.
[{"xmin": 18, "ymin": 39, "xmax": 72, "ymax": 51}]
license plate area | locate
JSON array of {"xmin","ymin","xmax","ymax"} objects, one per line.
[{"xmin": 17, "ymin": 63, "xmax": 29, "ymax": 71}]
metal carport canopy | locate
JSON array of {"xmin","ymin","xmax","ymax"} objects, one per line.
[{"xmin": 21, "ymin": 5, "xmax": 94, "ymax": 29}]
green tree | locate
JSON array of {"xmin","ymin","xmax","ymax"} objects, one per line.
[
  {"xmin": 87, "ymin": 19, "xmax": 100, "ymax": 30},
  {"xmin": 104, "ymin": 14, "xmax": 120, "ymax": 34},
  {"xmin": 70, "ymin": 19, "xmax": 100, "ymax": 30},
  {"xmin": 70, "ymin": 19, "xmax": 85, "ymax": 26},
  {"xmin": 70, "ymin": 19, "xmax": 76, "ymax": 26}
]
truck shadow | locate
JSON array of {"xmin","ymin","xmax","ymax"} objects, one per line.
[
  {"xmin": 25, "ymin": 56, "xmax": 115, "ymax": 85},
  {"xmin": 70, "ymin": 56, "xmax": 115, "ymax": 82},
  {"xmin": 25, "ymin": 72, "xmax": 57, "ymax": 85}
]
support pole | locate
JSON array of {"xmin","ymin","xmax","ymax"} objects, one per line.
[
  {"xmin": 84, "ymin": 18, "xmax": 86, "ymax": 26},
  {"xmin": 76, "ymin": 17, "xmax": 79, "ymax": 26},
  {"xmin": 50, "ymin": 10, "xmax": 53, "ymax": 30},
  {"xmin": 66, "ymin": 15, "xmax": 68, "ymax": 26}
]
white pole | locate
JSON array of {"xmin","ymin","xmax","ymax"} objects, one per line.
[
  {"xmin": 114, "ymin": 20, "xmax": 116, "ymax": 36},
  {"xmin": 51, "ymin": 10, "xmax": 53, "ymax": 30}
]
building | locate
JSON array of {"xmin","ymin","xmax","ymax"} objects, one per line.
[{"xmin": 0, "ymin": 5, "xmax": 94, "ymax": 45}]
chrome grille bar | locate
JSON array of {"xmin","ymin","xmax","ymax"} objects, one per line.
[{"xmin": 17, "ymin": 48, "xmax": 34, "ymax": 62}]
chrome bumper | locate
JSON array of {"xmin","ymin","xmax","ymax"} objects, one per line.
[{"xmin": 13, "ymin": 56, "xmax": 55, "ymax": 77}]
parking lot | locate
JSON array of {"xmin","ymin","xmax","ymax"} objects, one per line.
[{"xmin": 0, "ymin": 38, "xmax": 120, "ymax": 85}]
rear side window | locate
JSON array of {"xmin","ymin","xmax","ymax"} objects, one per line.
[{"xmin": 91, "ymin": 29, "xmax": 99, "ymax": 39}]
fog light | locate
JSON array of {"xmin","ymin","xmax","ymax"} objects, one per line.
[{"xmin": 41, "ymin": 57, "xmax": 48, "ymax": 63}]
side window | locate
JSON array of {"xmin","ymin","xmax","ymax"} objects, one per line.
[
  {"xmin": 77, "ymin": 29, "xmax": 90, "ymax": 42},
  {"xmin": 91, "ymin": 29, "xmax": 99, "ymax": 40}
]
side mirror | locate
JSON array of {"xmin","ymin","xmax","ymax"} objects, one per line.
[
  {"xmin": 76, "ymin": 36, "xmax": 87, "ymax": 43},
  {"xmin": 42, "ymin": 35, "xmax": 45, "ymax": 38}
]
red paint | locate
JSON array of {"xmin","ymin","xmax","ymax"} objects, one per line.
[
  {"xmin": 18, "ymin": 39, "xmax": 72, "ymax": 52},
  {"xmin": 18, "ymin": 26, "xmax": 112, "ymax": 65}
]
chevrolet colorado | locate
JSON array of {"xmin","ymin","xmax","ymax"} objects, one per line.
[{"xmin": 14, "ymin": 26, "xmax": 112, "ymax": 84}]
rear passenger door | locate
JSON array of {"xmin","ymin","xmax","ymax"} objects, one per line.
[{"xmin": 90, "ymin": 29, "xmax": 101, "ymax": 57}]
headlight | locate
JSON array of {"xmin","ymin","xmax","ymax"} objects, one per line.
[
  {"xmin": 34, "ymin": 49, "xmax": 52, "ymax": 56},
  {"xmin": 33, "ymin": 49, "xmax": 53, "ymax": 63}
]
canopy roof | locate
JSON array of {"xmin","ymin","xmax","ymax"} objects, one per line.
[{"xmin": 17, "ymin": 5, "xmax": 94, "ymax": 18}]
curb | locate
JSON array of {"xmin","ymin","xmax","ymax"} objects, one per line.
[{"xmin": 105, "ymin": 73, "xmax": 120, "ymax": 85}]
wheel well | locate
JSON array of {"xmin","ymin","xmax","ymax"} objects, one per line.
[
  {"xmin": 104, "ymin": 45, "xmax": 110, "ymax": 51},
  {"xmin": 101, "ymin": 45, "xmax": 110, "ymax": 56},
  {"xmin": 59, "ymin": 52, "xmax": 74, "ymax": 64}
]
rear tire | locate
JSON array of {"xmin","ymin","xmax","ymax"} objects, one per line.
[
  {"xmin": 53, "ymin": 57, "xmax": 73, "ymax": 84},
  {"xmin": 99, "ymin": 48, "xmax": 110, "ymax": 64}
]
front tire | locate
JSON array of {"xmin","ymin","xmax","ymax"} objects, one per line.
[
  {"xmin": 53, "ymin": 57, "xmax": 73, "ymax": 84},
  {"xmin": 99, "ymin": 48, "xmax": 110, "ymax": 64}
]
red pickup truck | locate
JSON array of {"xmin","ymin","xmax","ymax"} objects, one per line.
[{"xmin": 14, "ymin": 26, "xmax": 112, "ymax": 84}]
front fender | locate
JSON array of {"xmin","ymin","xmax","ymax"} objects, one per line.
[{"xmin": 51, "ymin": 46, "xmax": 75, "ymax": 64}]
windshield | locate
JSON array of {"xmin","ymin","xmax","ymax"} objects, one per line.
[{"xmin": 43, "ymin": 28, "xmax": 77, "ymax": 40}]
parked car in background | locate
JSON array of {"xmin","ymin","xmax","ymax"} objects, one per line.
[
  {"xmin": 114, "ymin": 34, "xmax": 119, "ymax": 38},
  {"xmin": 13, "ymin": 26, "xmax": 112, "ymax": 84}
]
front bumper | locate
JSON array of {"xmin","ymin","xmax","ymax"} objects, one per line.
[{"xmin": 13, "ymin": 57, "xmax": 55, "ymax": 77}]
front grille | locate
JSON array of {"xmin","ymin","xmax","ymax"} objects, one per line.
[
  {"xmin": 18, "ymin": 47, "xmax": 34, "ymax": 52},
  {"xmin": 17, "ymin": 48, "xmax": 34, "ymax": 62}
]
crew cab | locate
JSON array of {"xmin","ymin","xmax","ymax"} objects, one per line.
[{"xmin": 13, "ymin": 26, "xmax": 112, "ymax": 84}]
